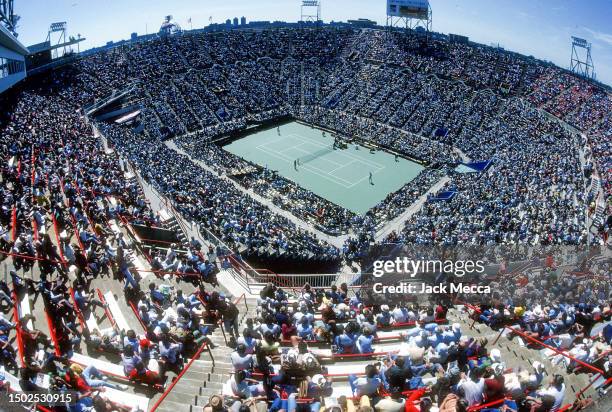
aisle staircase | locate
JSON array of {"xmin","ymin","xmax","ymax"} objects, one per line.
[
  {"xmin": 446, "ymin": 308, "xmax": 600, "ymax": 404},
  {"xmin": 153, "ymin": 297, "xmax": 259, "ymax": 412}
]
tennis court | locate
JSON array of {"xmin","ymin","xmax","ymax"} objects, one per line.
[{"xmin": 223, "ymin": 121, "xmax": 425, "ymax": 215}]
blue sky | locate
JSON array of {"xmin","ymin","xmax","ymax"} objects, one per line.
[{"xmin": 12, "ymin": 0, "xmax": 612, "ymax": 86}]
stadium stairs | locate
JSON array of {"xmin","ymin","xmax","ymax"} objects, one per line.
[
  {"xmin": 447, "ymin": 307, "xmax": 600, "ymax": 404},
  {"xmin": 152, "ymin": 297, "xmax": 259, "ymax": 412}
]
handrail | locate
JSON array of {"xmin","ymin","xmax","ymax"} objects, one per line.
[
  {"xmin": 462, "ymin": 300, "xmax": 605, "ymax": 375},
  {"xmin": 11, "ymin": 289, "xmax": 25, "ymax": 368},
  {"xmin": 97, "ymin": 289, "xmax": 117, "ymax": 329},
  {"xmin": 11, "ymin": 205, "xmax": 17, "ymax": 241},
  {"xmin": 0, "ymin": 249, "xmax": 63, "ymax": 265},
  {"xmin": 467, "ymin": 397, "xmax": 507, "ymax": 412},
  {"xmin": 51, "ymin": 213, "xmax": 67, "ymax": 266},
  {"xmin": 43, "ymin": 305, "xmax": 62, "ymax": 356},
  {"xmin": 233, "ymin": 293, "xmax": 248, "ymax": 312},
  {"xmin": 149, "ymin": 342, "xmax": 211, "ymax": 412},
  {"xmin": 501, "ymin": 326, "xmax": 604, "ymax": 375},
  {"xmin": 69, "ymin": 287, "xmax": 88, "ymax": 333},
  {"xmin": 574, "ymin": 373, "xmax": 602, "ymax": 400},
  {"xmin": 128, "ymin": 300, "xmax": 149, "ymax": 334},
  {"xmin": 319, "ymin": 350, "xmax": 399, "ymax": 359}
]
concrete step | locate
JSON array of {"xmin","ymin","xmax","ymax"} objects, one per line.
[
  {"xmin": 202, "ymin": 381, "xmax": 225, "ymax": 390},
  {"xmin": 173, "ymin": 377, "xmax": 206, "ymax": 387},
  {"xmin": 187, "ymin": 362, "xmax": 213, "ymax": 374},
  {"xmin": 181, "ymin": 370, "xmax": 211, "ymax": 381},
  {"xmin": 154, "ymin": 400, "xmax": 193, "ymax": 412},
  {"xmin": 162, "ymin": 389, "xmax": 198, "ymax": 404},
  {"xmin": 207, "ymin": 373, "xmax": 227, "ymax": 383},
  {"xmin": 196, "ymin": 392, "xmax": 220, "ymax": 406}
]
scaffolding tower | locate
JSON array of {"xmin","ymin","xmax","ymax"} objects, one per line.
[
  {"xmin": 301, "ymin": 0, "xmax": 321, "ymax": 24},
  {"xmin": 570, "ymin": 36, "xmax": 595, "ymax": 80},
  {"xmin": 0, "ymin": 0, "xmax": 19, "ymax": 35}
]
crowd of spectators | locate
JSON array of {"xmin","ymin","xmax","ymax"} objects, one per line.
[
  {"xmin": 0, "ymin": 25, "xmax": 610, "ymax": 411},
  {"xmin": 67, "ymin": 27, "xmax": 611, "ymax": 249},
  {"xmin": 211, "ymin": 275, "xmax": 610, "ymax": 412},
  {"xmin": 0, "ymin": 67, "xmax": 240, "ymax": 409}
]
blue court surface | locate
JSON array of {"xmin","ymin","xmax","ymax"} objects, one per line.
[{"xmin": 223, "ymin": 121, "xmax": 425, "ymax": 215}]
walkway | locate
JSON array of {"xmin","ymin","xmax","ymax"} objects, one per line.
[{"xmin": 375, "ymin": 176, "xmax": 450, "ymax": 241}]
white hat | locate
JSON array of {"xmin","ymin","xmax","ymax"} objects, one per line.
[
  {"xmin": 381, "ymin": 305, "xmax": 390, "ymax": 312},
  {"xmin": 452, "ymin": 323, "xmax": 461, "ymax": 332},
  {"xmin": 490, "ymin": 348, "xmax": 502, "ymax": 362},
  {"xmin": 312, "ymin": 374, "xmax": 327, "ymax": 388}
]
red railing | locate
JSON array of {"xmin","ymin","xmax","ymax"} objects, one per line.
[
  {"xmin": 148, "ymin": 342, "xmax": 212, "ymax": 412},
  {"xmin": 11, "ymin": 205, "xmax": 17, "ymax": 241},
  {"xmin": 128, "ymin": 300, "xmax": 149, "ymax": 333},
  {"xmin": 460, "ymin": 299, "xmax": 605, "ymax": 375},
  {"xmin": 44, "ymin": 307, "xmax": 62, "ymax": 356},
  {"xmin": 69, "ymin": 287, "xmax": 88, "ymax": 332},
  {"xmin": 51, "ymin": 213, "xmax": 67, "ymax": 266},
  {"xmin": 97, "ymin": 289, "xmax": 117, "ymax": 329},
  {"xmin": 11, "ymin": 289, "xmax": 25, "ymax": 368}
]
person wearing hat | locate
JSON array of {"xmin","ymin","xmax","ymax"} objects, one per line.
[
  {"xmin": 377, "ymin": 305, "xmax": 392, "ymax": 327},
  {"xmin": 204, "ymin": 394, "xmax": 228, "ymax": 412}
]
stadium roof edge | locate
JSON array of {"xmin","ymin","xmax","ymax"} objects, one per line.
[{"xmin": 0, "ymin": 23, "xmax": 29, "ymax": 55}]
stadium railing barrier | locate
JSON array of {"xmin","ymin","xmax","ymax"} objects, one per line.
[
  {"xmin": 148, "ymin": 342, "xmax": 214, "ymax": 412},
  {"xmin": 462, "ymin": 301, "xmax": 606, "ymax": 376}
]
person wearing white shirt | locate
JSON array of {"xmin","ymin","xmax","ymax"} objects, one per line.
[
  {"xmin": 532, "ymin": 375, "xmax": 565, "ymax": 412},
  {"xmin": 459, "ymin": 370, "xmax": 485, "ymax": 406}
]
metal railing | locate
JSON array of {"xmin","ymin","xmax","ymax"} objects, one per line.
[{"xmin": 148, "ymin": 342, "xmax": 215, "ymax": 412}]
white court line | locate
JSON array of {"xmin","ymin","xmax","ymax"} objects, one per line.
[
  {"xmin": 251, "ymin": 130, "xmax": 389, "ymax": 188},
  {"xmin": 328, "ymin": 159, "xmax": 356, "ymax": 174},
  {"xmin": 260, "ymin": 131, "xmax": 385, "ymax": 171},
  {"xmin": 296, "ymin": 133, "xmax": 386, "ymax": 169},
  {"xmin": 263, "ymin": 148, "xmax": 356, "ymax": 186},
  {"xmin": 257, "ymin": 148, "xmax": 355, "ymax": 188},
  {"xmin": 258, "ymin": 142, "xmax": 387, "ymax": 188},
  {"xmin": 277, "ymin": 141, "xmax": 309, "ymax": 154},
  {"xmin": 255, "ymin": 134, "xmax": 304, "ymax": 151},
  {"xmin": 290, "ymin": 145, "xmax": 347, "ymax": 169}
]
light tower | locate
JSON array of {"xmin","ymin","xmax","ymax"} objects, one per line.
[
  {"xmin": 386, "ymin": 0, "xmax": 431, "ymax": 32},
  {"xmin": 47, "ymin": 22, "xmax": 68, "ymax": 59},
  {"xmin": 301, "ymin": 0, "xmax": 321, "ymax": 24},
  {"xmin": 570, "ymin": 36, "xmax": 595, "ymax": 80}
]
